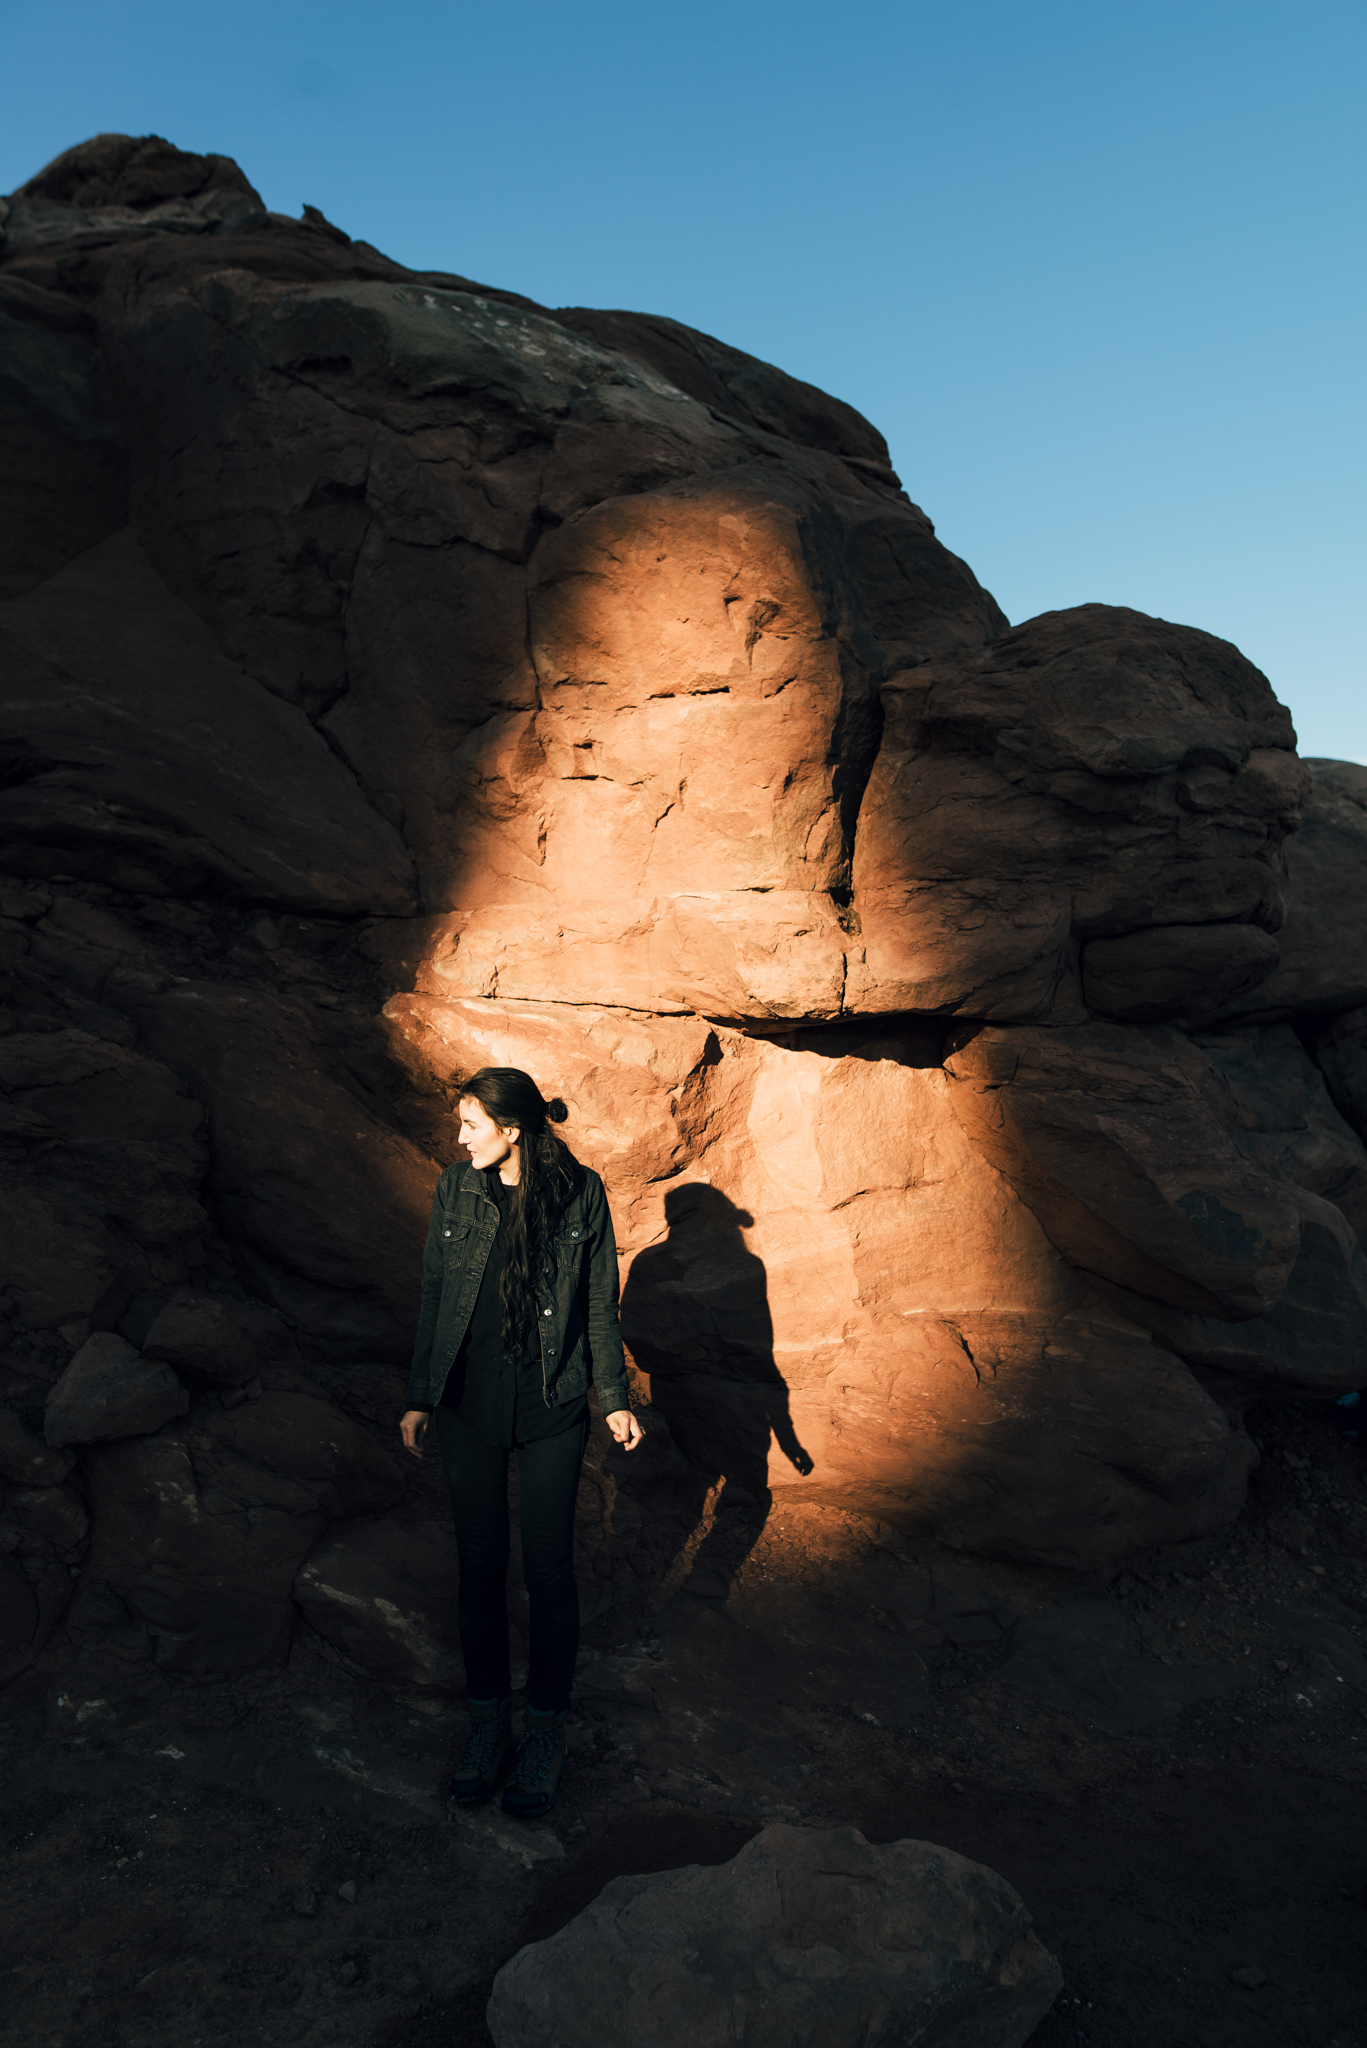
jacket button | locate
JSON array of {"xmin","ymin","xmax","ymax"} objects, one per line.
[
  {"xmin": 444, "ymin": 1230, "xmax": 451, "ymax": 1237},
  {"xmin": 543, "ymin": 1309, "xmax": 552, "ymax": 1318}
]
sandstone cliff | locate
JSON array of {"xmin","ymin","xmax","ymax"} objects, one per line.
[{"xmin": 2, "ymin": 134, "xmax": 1364, "ymax": 1706}]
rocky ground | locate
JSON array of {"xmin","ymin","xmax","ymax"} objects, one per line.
[{"xmin": 2, "ymin": 1392, "xmax": 1364, "ymax": 2048}]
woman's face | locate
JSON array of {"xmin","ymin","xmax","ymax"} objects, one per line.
[{"xmin": 458, "ymin": 1096, "xmax": 520, "ymax": 1175}]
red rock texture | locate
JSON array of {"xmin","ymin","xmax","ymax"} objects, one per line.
[{"xmin": 1, "ymin": 133, "xmax": 1365, "ymax": 1696}]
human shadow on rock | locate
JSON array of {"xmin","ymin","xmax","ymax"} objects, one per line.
[{"xmin": 621, "ymin": 1185, "xmax": 813, "ymax": 1600}]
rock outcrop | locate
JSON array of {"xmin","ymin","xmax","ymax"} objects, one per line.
[
  {"xmin": 486, "ymin": 1822, "xmax": 1062, "ymax": 2048},
  {"xmin": 2, "ymin": 132, "xmax": 1365, "ymax": 1700}
]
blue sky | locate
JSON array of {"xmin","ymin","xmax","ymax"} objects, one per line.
[{"xmin": 3, "ymin": 0, "xmax": 1363, "ymax": 758}]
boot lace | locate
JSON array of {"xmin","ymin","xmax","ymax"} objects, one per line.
[
  {"xmin": 457, "ymin": 1714, "xmax": 504, "ymax": 1780},
  {"xmin": 511, "ymin": 1723, "xmax": 562, "ymax": 1790}
]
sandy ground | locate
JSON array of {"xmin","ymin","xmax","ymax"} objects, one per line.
[{"xmin": 3, "ymin": 1392, "xmax": 1365, "ymax": 2048}]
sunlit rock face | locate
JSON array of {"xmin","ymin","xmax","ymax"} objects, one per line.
[{"xmin": 2, "ymin": 135, "xmax": 1366, "ymax": 1693}]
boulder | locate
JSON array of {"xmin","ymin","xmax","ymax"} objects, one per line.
[
  {"xmin": 943, "ymin": 1022, "xmax": 1302, "ymax": 1319},
  {"xmin": 846, "ymin": 607, "xmax": 1307, "ymax": 1022},
  {"xmin": 11, "ymin": 132, "xmax": 263, "ymax": 225},
  {"xmin": 142, "ymin": 1292, "xmax": 258, "ymax": 1389},
  {"xmin": 136, "ymin": 982, "xmax": 438, "ymax": 1348},
  {"xmin": 1317, "ymin": 1005, "xmax": 1367, "ymax": 1145},
  {"xmin": 199, "ymin": 1392, "xmax": 405, "ymax": 1519},
  {"xmin": 1215, "ymin": 759, "xmax": 1367, "ymax": 1019},
  {"xmin": 1195, "ymin": 1025, "xmax": 1367, "ymax": 1246},
  {"xmin": 5, "ymin": 1482, "xmax": 89, "ymax": 1555},
  {"xmin": 486, "ymin": 1823, "xmax": 1061, "ymax": 2048},
  {"xmin": 64, "ymin": 1387, "xmax": 401, "ymax": 1676},
  {"xmin": 78, "ymin": 1426, "xmax": 325, "ymax": 1673},
  {"xmin": 0, "ymin": 1409, "xmax": 74, "ymax": 1487},
  {"xmin": 0, "ymin": 1179, "xmax": 129, "ymax": 1333},
  {"xmin": 1081, "ymin": 922, "xmax": 1280, "ymax": 1023},
  {"xmin": 0, "ymin": 529, "xmax": 415, "ymax": 913},
  {"xmin": 0, "ymin": 275, "xmax": 127, "ymax": 600},
  {"xmin": 44, "ymin": 1333, "xmax": 188, "ymax": 1448},
  {"xmin": 1091, "ymin": 1187, "xmax": 1367, "ymax": 1402},
  {"xmin": 0, "ymin": 1025, "xmax": 209, "ymax": 1335},
  {"xmin": 292, "ymin": 1517, "xmax": 461, "ymax": 1690}
]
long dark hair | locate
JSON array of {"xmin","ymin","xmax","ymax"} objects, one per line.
[{"xmin": 459, "ymin": 1068, "xmax": 580, "ymax": 1355}]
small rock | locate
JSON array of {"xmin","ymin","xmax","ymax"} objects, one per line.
[
  {"xmin": 142, "ymin": 1294, "xmax": 258, "ymax": 1389},
  {"xmin": 338, "ymin": 1958, "xmax": 359, "ymax": 1985},
  {"xmin": 44, "ymin": 1334, "xmax": 188, "ymax": 1449},
  {"xmin": 338, "ymin": 1879, "xmax": 357, "ymax": 1903},
  {"xmin": 292, "ymin": 1888, "xmax": 316, "ymax": 1916},
  {"xmin": 1230, "ymin": 1965, "xmax": 1268, "ymax": 1988}
]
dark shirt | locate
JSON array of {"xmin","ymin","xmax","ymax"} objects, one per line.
[{"xmin": 438, "ymin": 1175, "xmax": 586, "ymax": 1448}]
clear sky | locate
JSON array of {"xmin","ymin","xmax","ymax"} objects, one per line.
[{"xmin": 3, "ymin": 0, "xmax": 1363, "ymax": 758}]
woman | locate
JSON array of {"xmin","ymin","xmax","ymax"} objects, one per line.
[{"xmin": 400, "ymin": 1068, "xmax": 642, "ymax": 1821}]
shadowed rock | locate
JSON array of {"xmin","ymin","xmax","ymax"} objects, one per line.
[
  {"xmin": 202, "ymin": 1393, "xmax": 405, "ymax": 1520},
  {"xmin": 943, "ymin": 1022, "xmax": 1302, "ymax": 1319},
  {"xmin": 1196, "ymin": 1024, "xmax": 1367, "ymax": 1247},
  {"xmin": 77, "ymin": 1427, "xmax": 325, "ymax": 1674},
  {"xmin": 0, "ymin": 531, "xmax": 415, "ymax": 913},
  {"xmin": 486, "ymin": 1822, "xmax": 1062, "ymax": 2048},
  {"xmin": 1217, "ymin": 759, "xmax": 1367, "ymax": 1020},
  {"xmin": 1081, "ymin": 923, "xmax": 1280, "ymax": 1022},
  {"xmin": 45, "ymin": 1333, "xmax": 188, "ymax": 1448},
  {"xmin": 142, "ymin": 1293, "xmax": 258, "ymax": 1390},
  {"xmin": 293, "ymin": 1517, "xmax": 461, "ymax": 1691},
  {"xmin": 1001, "ymin": 1598, "xmax": 1257, "ymax": 1735},
  {"xmin": 1317, "ymin": 1004, "xmax": 1367, "ymax": 1145},
  {"xmin": 848, "ymin": 605, "xmax": 1307, "ymax": 1022},
  {"xmin": 0, "ymin": 1409, "xmax": 74, "ymax": 1486}
]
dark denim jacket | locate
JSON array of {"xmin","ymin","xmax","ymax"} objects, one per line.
[{"xmin": 405, "ymin": 1162, "xmax": 631, "ymax": 1418}]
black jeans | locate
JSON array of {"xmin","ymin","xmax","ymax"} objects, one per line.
[{"xmin": 435, "ymin": 1408, "xmax": 589, "ymax": 1712}]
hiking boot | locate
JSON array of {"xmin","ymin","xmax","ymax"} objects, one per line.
[
  {"xmin": 501, "ymin": 1705, "xmax": 568, "ymax": 1819},
  {"xmin": 447, "ymin": 1695, "xmax": 512, "ymax": 1808}
]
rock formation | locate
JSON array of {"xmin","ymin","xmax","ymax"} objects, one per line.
[{"xmin": 1, "ymin": 133, "xmax": 1365, "ymax": 1703}]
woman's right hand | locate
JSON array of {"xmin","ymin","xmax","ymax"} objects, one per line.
[{"xmin": 400, "ymin": 1409, "xmax": 431, "ymax": 1459}]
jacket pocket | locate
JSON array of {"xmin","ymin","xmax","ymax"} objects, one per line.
[
  {"xmin": 555, "ymin": 1227, "xmax": 586, "ymax": 1268},
  {"xmin": 439, "ymin": 1220, "xmax": 470, "ymax": 1254}
]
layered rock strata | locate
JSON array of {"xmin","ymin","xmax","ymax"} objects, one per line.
[{"xmin": 1, "ymin": 133, "xmax": 1364, "ymax": 1698}]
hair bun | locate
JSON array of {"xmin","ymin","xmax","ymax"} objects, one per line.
[{"xmin": 545, "ymin": 1096, "xmax": 569, "ymax": 1124}]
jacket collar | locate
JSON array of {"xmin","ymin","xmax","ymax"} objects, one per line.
[{"xmin": 459, "ymin": 1161, "xmax": 510, "ymax": 1206}]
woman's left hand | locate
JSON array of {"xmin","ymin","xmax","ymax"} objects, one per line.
[{"xmin": 604, "ymin": 1409, "xmax": 644, "ymax": 1452}]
